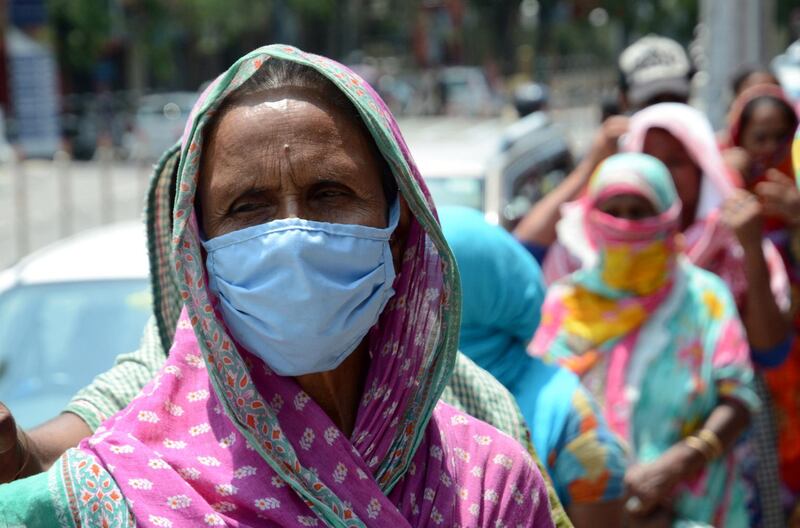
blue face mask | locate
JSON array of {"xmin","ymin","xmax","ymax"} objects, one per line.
[{"xmin": 202, "ymin": 200, "xmax": 399, "ymax": 376}]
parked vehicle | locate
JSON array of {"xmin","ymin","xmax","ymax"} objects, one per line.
[
  {"xmin": 0, "ymin": 222, "xmax": 151, "ymax": 429},
  {"xmin": 400, "ymin": 117, "xmax": 504, "ymax": 214},
  {"xmin": 399, "ymin": 114, "xmax": 573, "ymax": 228},
  {"xmin": 437, "ymin": 67, "xmax": 502, "ymax": 117},
  {"xmin": 126, "ymin": 92, "xmax": 197, "ymax": 161},
  {"xmin": 496, "ymin": 110, "xmax": 574, "ymax": 229}
]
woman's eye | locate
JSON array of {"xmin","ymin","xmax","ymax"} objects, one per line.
[
  {"xmin": 231, "ymin": 203, "xmax": 263, "ymax": 214},
  {"xmin": 314, "ymin": 187, "xmax": 350, "ymax": 200}
]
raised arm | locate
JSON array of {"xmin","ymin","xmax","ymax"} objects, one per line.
[
  {"xmin": 514, "ymin": 116, "xmax": 629, "ymax": 247},
  {"xmin": 721, "ymin": 189, "xmax": 793, "ymax": 356}
]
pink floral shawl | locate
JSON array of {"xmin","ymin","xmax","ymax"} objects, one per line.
[{"xmin": 39, "ymin": 45, "xmax": 552, "ymax": 528}]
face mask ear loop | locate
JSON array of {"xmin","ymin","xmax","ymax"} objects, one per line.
[{"xmin": 386, "ymin": 196, "xmax": 401, "ymax": 233}]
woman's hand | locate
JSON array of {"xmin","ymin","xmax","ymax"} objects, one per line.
[
  {"xmin": 0, "ymin": 403, "xmax": 41, "ymax": 483},
  {"xmin": 755, "ymin": 169, "xmax": 800, "ymax": 225},
  {"xmin": 586, "ymin": 116, "xmax": 630, "ymax": 169},
  {"xmin": 722, "ymin": 147, "xmax": 752, "ymax": 181},
  {"xmin": 624, "ymin": 461, "xmax": 681, "ymax": 516},
  {"xmin": 720, "ymin": 189, "xmax": 765, "ymax": 250},
  {"xmin": 624, "ymin": 443, "xmax": 703, "ymax": 517}
]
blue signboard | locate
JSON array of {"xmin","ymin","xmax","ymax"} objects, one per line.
[{"xmin": 7, "ymin": 29, "xmax": 60, "ymax": 158}]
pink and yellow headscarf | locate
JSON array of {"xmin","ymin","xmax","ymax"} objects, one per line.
[
  {"xmin": 550, "ymin": 153, "xmax": 680, "ymax": 349},
  {"xmin": 544, "ymin": 103, "xmax": 790, "ymax": 310}
]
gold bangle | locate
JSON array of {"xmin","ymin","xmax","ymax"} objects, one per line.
[
  {"xmin": 684, "ymin": 435, "xmax": 712, "ymax": 462},
  {"xmin": 697, "ymin": 429, "xmax": 724, "ymax": 459}
]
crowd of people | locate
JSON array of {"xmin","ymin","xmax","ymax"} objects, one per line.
[{"xmin": 0, "ymin": 34, "xmax": 799, "ymax": 528}]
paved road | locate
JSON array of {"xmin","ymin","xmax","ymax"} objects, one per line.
[{"xmin": 0, "ymin": 158, "xmax": 152, "ymax": 269}]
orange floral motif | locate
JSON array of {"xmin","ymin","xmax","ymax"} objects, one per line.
[{"xmin": 560, "ymin": 350, "xmax": 601, "ymax": 377}]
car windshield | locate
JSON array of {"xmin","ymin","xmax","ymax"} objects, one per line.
[
  {"xmin": 425, "ymin": 177, "xmax": 484, "ymax": 211},
  {"xmin": 0, "ymin": 280, "xmax": 152, "ymax": 401}
]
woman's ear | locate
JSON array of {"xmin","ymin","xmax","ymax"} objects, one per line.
[{"xmin": 390, "ymin": 196, "xmax": 412, "ymax": 271}]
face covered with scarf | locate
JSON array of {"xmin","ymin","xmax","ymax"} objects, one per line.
[
  {"xmin": 4, "ymin": 46, "xmax": 551, "ymax": 528},
  {"xmin": 542, "ymin": 103, "xmax": 740, "ymax": 292},
  {"xmin": 532, "ymin": 153, "xmax": 760, "ymax": 528},
  {"xmin": 556, "ymin": 153, "xmax": 681, "ymax": 351}
]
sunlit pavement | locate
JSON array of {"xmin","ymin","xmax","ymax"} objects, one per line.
[{"xmin": 0, "ymin": 159, "xmax": 151, "ymax": 269}]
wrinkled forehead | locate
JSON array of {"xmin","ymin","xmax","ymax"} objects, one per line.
[
  {"xmin": 179, "ymin": 51, "xmax": 387, "ymax": 195},
  {"xmin": 183, "ymin": 56, "xmax": 368, "ymax": 149},
  {"xmin": 171, "ymin": 46, "xmax": 442, "ymax": 246}
]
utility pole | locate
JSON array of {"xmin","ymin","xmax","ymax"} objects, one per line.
[{"xmin": 697, "ymin": 0, "xmax": 775, "ymax": 129}]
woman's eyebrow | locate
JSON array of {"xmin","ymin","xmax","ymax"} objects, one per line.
[
  {"xmin": 312, "ymin": 165, "xmax": 357, "ymax": 182},
  {"xmin": 230, "ymin": 187, "xmax": 272, "ymax": 202},
  {"xmin": 211, "ymin": 170, "xmax": 276, "ymax": 203}
]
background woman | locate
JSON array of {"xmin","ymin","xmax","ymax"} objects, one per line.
[
  {"xmin": 531, "ymin": 153, "xmax": 759, "ymax": 527},
  {"xmin": 723, "ymin": 85, "xmax": 800, "ymax": 522},
  {"xmin": 440, "ymin": 206, "xmax": 627, "ymax": 527}
]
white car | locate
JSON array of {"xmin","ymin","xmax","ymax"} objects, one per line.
[
  {"xmin": 438, "ymin": 67, "xmax": 502, "ymax": 117},
  {"xmin": 399, "ymin": 117, "xmax": 506, "ymax": 222},
  {"xmin": 126, "ymin": 92, "xmax": 197, "ymax": 161},
  {"xmin": 0, "ymin": 222, "xmax": 151, "ymax": 429},
  {"xmin": 399, "ymin": 116, "xmax": 573, "ymax": 228}
]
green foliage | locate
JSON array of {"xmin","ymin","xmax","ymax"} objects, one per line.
[
  {"xmin": 175, "ymin": 0, "xmax": 272, "ymax": 54},
  {"xmin": 47, "ymin": 0, "xmax": 337, "ymax": 81},
  {"xmin": 48, "ymin": 0, "xmax": 112, "ymax": 72},
  {"xmin": 287, "ymin": 0, "xmax": 334, "ymax": 18}
]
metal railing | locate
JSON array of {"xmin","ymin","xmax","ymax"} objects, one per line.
[{"xmin": 1, "ymin": 149, "xmax": 153, "ymax": 269}]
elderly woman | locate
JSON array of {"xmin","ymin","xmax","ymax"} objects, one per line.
[
  {"xmin": 0, "ymin": 46, "xmax": 553, "ymax": 527},
  {"xmin": 439, "ymin": 206, "xmax": 627, "ymax": 527},
  {"xmin": 531, "ymin": 153, "xmax": 759, "ymax": 527}
]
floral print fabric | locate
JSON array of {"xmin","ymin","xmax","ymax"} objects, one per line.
[
  {"xmin": 531, "ymin": 154, "xmax": 759, "ymax": 527},
  {"xmin": 67, "ymin": 310, "xmax": 551, "ymax": 527}
]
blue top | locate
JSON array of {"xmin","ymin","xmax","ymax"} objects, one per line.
[{"xmin": 440, "ymin": 206, "xmax": 626, "ymax": 505}]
